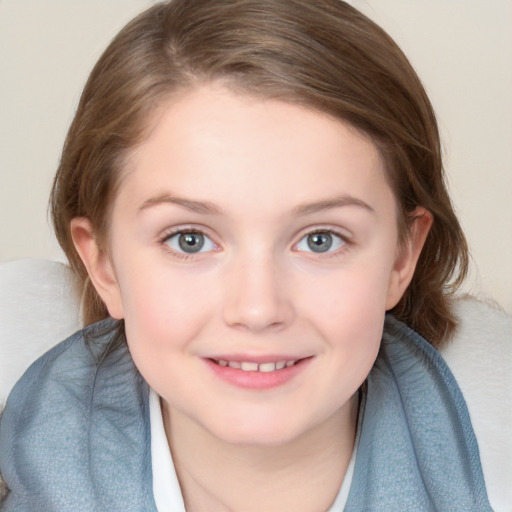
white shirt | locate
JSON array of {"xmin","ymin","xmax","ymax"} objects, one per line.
[{"xmin": 150, "ymin": 389, "xmax": 357, "ymax": 512}]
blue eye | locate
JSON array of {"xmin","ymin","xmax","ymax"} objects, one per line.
[
  {"xmin": 164, "ymin": 231, "xmax": 216, "ymax": 254},
  {"xmin": 296, "ymin": 231, "xmax": 346, "ymax": 253}
]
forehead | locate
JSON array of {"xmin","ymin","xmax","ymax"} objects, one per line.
[{"xmin": 116, "ymin": 84, "xmax": 395, "ymax": 218}]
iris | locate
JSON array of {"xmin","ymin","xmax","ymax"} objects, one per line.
[
  {"xmin": 178, "ymin": 232, "xmax": 205, "ymax": 253},
  {"xmin": 307, "ymin": 232, "xmax": 333, "ymax": 253}
]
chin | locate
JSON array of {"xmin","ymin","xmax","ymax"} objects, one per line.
[
  {"xmin": 205, "ymin": 412, "xmax": 316, "ymax": 448},
  {"xmin": 218, "ymin": 428, "xmax": 303, "ymax": 448}
]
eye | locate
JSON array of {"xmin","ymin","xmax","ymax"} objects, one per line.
[
  {"xmin": 163, "ymin": 230, "xmax": 217, "ymax": 254},
  {"xmin": 296, "ymin": 230, "xmax": 346, "ymax": 254}
]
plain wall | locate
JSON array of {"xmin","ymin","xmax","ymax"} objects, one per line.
[{"xmin": 1, "ymin": 0, "xmax": 511, "ymax": 314}]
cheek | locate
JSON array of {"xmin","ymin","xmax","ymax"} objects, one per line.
[
  {"xmin": 117, "ymin": 263, "xmax": 219, "ymax": 359},
  {"xmin": 303, "ymin": 256, "xmax": 393, "ymax": 325},
  {"xmin": 299, "ymin": 258, "xmax": 392, "ymax": 369}
]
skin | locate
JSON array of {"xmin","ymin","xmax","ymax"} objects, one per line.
[{"xmin": 72, "ymin": 84, "xmax": 432, "ymax": 511}]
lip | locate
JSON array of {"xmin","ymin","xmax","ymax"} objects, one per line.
[
  {"xmin": 206, "ymin": 353, "xmax": 306, "ymax": 364},
  {"xmin": 204, "ymin": 355, "xmax": 313, "ymax": 390}
]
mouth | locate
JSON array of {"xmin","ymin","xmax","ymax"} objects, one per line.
[
  {"xmin": 205, "ymin": 356, "xmax": 312, "ymax": 389},
  {"xmin": 210, "ymin": 358, "xmax": 302, "ymax": 373}
]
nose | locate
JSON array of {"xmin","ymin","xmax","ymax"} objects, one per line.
[{"xmin": 222, "ymin": 254, "xmax": 295, "ymax": 333}]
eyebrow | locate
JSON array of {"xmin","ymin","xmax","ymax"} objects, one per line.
[
  {"xmin": 293, "ymin": 195, "xmax": 375, "ymax": 216},
  {"xmin": 138, "ymin": 193, "xmax": 374, "ymax": 217},
  {"xmin": 138, "ymin": 193, "xmax": 223, "ymax": 215}
]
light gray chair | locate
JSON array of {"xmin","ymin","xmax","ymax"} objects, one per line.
[{"xmin": 0, "ymin": 259, "xmax": 510, "ymax": 510}]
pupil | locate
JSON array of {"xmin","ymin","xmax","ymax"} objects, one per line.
[
  {"xmin": 179, "ymin": 233, "xmax": 204, "ymax": 253},
  {"xmin": 307, "ymin": 232, "xmax": 332, "ymax": 253}
]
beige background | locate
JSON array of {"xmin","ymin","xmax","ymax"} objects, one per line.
[{"xmin": 1, "ymin": 0, "xmax": 511, "ymax": 314}]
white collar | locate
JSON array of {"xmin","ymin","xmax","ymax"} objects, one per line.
[
  {"xmin": 149, "ymin": 388, "xmax": 357, "ymax": 512},
  {"xmin": 150, "ymin": 389, "xmax": 186, "ymax": 512}
]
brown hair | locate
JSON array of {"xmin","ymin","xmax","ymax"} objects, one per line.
[{"xmin": 50, "ymin": 0, "xmax": 468, "ymax": 346}]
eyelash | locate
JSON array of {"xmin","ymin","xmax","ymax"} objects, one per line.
[
  {"xmin": 159, "ymin": 227, "xmax": 219, "ymax": 260},
  {"xmin": 293, "ymin": 228, "xmax": 351, "ymax": 258},
  {"xmin": 158, "ymin": 226, "xmax": 351, "ymax": 260}
]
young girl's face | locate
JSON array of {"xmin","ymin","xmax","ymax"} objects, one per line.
[{"xmin": 77, "ymin": 84, "xmax": 425, "ymax": 446}]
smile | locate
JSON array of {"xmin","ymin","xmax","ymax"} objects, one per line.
[
  {"xmin": 214, "ymin": 359, "xmax": 297, "ymax": 372},
  {"xmin": 206, "ymin": 356, "xmax": 312, "ymax": 389}
]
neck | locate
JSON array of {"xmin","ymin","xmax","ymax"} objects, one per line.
[{"xmin": 162, "ymin": 395, "xmax": 359, "ymax": 512}]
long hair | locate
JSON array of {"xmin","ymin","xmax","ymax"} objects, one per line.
[{"xmin": 51, "ymin": 0, "xmax": 468, "ymax": 346}]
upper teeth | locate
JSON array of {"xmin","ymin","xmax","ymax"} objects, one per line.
[{"xmin": 217, "ymin": 360, "xmax": 296, "ymax": 372}]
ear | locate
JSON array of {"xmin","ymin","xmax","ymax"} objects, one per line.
[
  {"xmin": 70, "ymin": 217, "xmax": 124, "ymax": 319},
  {"xmin": 386, "ymin": 207, "xmax": 433, "ymax": 310}
]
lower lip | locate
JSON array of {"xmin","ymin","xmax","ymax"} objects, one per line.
[{"xmin": 204, "ymin": 358, "xmax": 312, "ymax": 390}]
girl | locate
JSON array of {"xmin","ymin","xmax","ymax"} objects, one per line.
[{"xmin": 0, "ymin": 1, "xmax": 492, "ymax": 510}]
